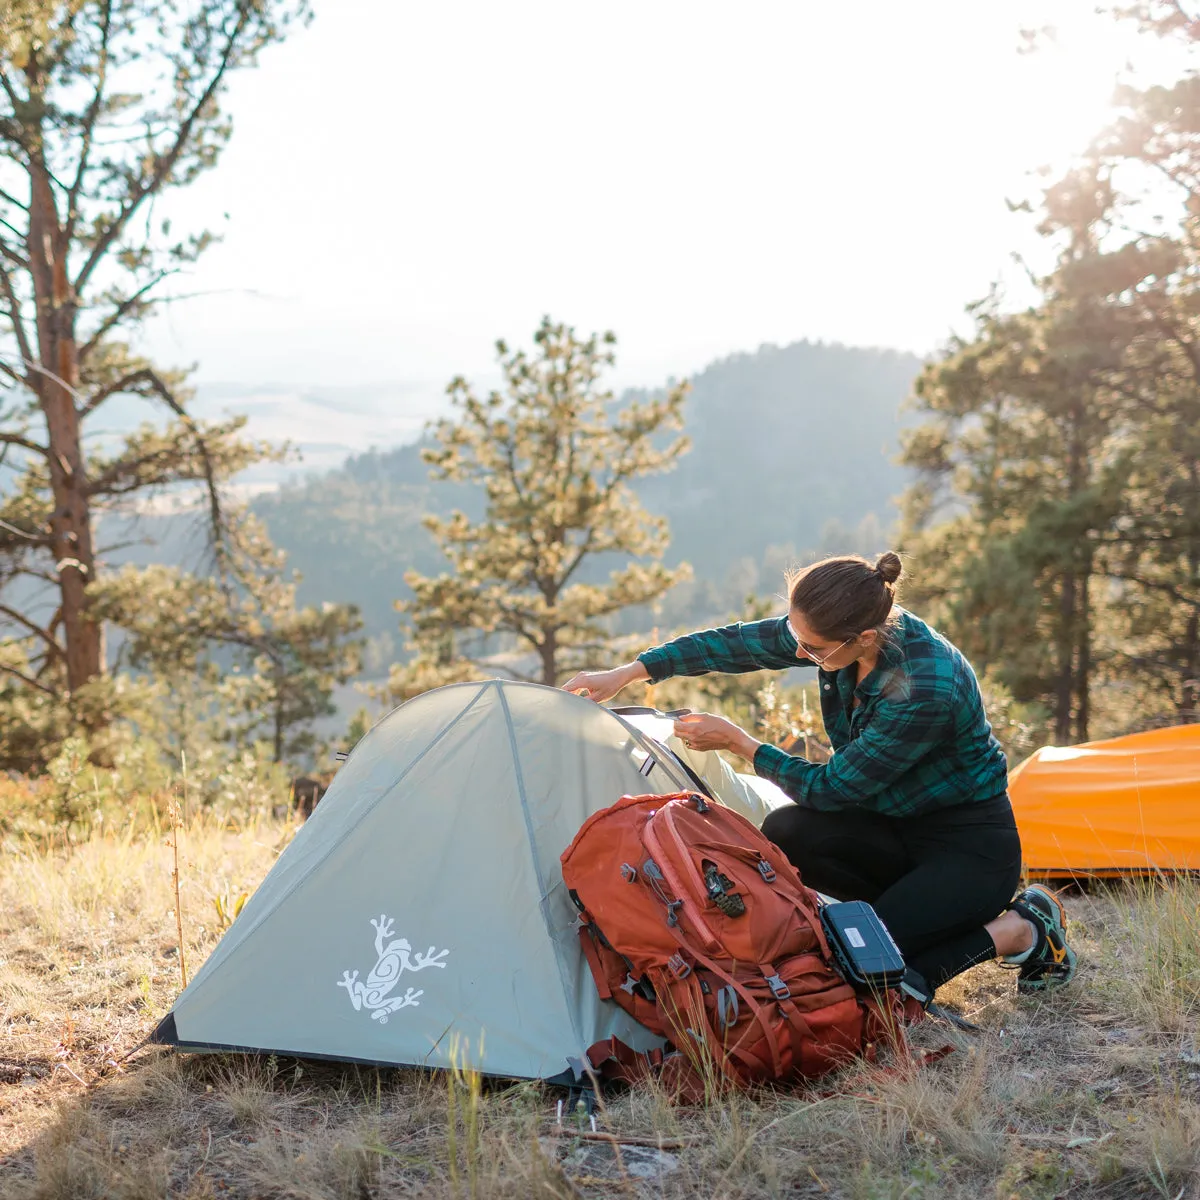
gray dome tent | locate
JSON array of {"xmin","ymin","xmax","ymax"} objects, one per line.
[{"xmin": 151, "ymin": 680, "xmax": 787, "ymax": 1082}]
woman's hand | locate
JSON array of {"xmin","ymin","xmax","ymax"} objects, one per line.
[
  {"xmin": 673, "ymin": 712, "xmax": 762, "ymax": 762},
  {"xmin": 561, "ymin": 661, "xmax": 649, "ymax": 704}
]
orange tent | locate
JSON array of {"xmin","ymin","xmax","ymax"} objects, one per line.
[{"xmin": 1008, "ymin": 724, "xmax": 1200, "ymax": 879}]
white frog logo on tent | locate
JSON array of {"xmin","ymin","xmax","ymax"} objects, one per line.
[{"xmin": 337, "ymin": 915, "xmax": 449, "ymax": 1023}]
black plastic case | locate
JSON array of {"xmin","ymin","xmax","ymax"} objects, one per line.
[{"xmin": 819, "ymin": 900, "xmax": 907, "ymax": 991}]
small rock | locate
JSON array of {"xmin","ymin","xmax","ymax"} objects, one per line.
[{"xmin": 539, "ymin": 1137, "xmax": 680, "ymax": 1181}]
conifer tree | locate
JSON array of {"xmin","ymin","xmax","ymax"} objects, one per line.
[
  {"xmin": 902, "ymin": 2, "xmax": 1200, "ymax": 738},
  {"xmin": 0, "ymin": 0, "xmax": 307, "ymax": 727},
  {"xmin": 93, "ymin": 512, "xmax": 363, "ymax": 765},
  {"xmin": 1067, "ymin": 3, "xmax": 1200, "ymax": 721},
  {"xmin": 396, "ymin": 318, "xmax": 691, "ymax": 690},
  {"xmin": 900, "ymin": 188, "xmax": 1129, "ymax": 745}
]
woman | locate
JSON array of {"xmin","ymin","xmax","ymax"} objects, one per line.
[{"xmin": 563, "ymin": 552, "xmax": 1076, "ymax": 1001}]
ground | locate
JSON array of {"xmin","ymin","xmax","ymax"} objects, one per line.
[{"xmin": 1, "ymin": 813, "xmax": 1197, "ymax": 1199}]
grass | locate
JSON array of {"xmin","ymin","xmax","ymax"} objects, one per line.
[{"xmin": 1, "ymin": 811, "xmax": 1199, "ymax": 1199}]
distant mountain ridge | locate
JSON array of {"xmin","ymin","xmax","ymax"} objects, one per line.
[{"xmin": 252, "ymin": 339, "xmax": 924, "ymax": 658}]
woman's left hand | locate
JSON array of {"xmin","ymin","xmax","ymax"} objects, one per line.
[{"xmin": 673, "ymin": 712, "xmax": 761, "ymax": 761}]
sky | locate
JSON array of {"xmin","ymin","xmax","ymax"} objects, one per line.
[{"xmin": 142, "ymin": 0, "xmax": 1157, "ymax": 403}]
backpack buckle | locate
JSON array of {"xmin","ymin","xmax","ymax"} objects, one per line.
[
  {"xmin": 765, "ymin": 972, "xmax": 790, "ymax": 1000},
  {"xmin": 691, "ymin": 793, "xmax": 710, "ymax": 812},
  {"xmin": 757, "ymin": 859, "xmax": 777, "ymax": 882},
  {"xmin": 620, "ymin": 863, "xmax": 638, "ymax": 883},
  {"xmin": 667, "ymin": 952, "xmax": 692, "ymax": 980}
]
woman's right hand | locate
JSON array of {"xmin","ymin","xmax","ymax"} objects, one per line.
[{"xmin": 561, "ymin": 661, "xmax": 649, "ymax": 704}]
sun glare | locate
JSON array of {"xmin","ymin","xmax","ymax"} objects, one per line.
[{"xmin": 993, "ymin": 22, "xmax": 1127, "ymax": 183}]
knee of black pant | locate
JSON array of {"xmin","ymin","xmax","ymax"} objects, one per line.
[
  {"xmin": 761, "ymin": 804, "xmax": 904, "ymax": 903},
  {"xmin": 761, "ymin": 804, "xmax": 800, "ymax": 844},
  {"xmin": 761, "ymin": 805, "xmax": 811, "ymax": 863},
  {"xmin": 761, "ymin": 805, "xmax": 839, "ymax": 883}
]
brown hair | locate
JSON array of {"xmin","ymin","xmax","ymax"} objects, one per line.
[{"xmin": 786, "ymin": 551, "xmax": 903, "ymax": 641}]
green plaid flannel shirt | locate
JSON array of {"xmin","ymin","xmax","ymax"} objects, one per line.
[{"xmin": 637, "ymin": 608, "xmax": 1008, "ymax": 816}]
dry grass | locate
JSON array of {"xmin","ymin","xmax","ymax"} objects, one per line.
[{"xmin": 2, "ymin": 814, "xmax": 1199, "ymax": 1199}]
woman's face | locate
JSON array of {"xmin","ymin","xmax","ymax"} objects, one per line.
[{"xmin": 786, "ymin": 609, "xmax": 873, "ymax": 669}]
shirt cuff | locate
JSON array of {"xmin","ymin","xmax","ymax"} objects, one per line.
[
  {"xmin": 753, "ymin": 742, "xmax": 793, "ymax": 782},
  {"xmin": 636, "ymin": 647, "xmax": 674, "ymax": 684}
]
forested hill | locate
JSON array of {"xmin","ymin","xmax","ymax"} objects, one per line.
[
  {"xmin": 253, "ymin": 340, "xmax": 924, "ymax": 659},
  {"xmin": 634, "ymin": 340, "xmax": 922, "ymax": 576}
]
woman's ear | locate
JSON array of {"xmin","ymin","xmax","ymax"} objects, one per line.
[{"xmin": 857, "ymin": 629, "xmax": 879, "ymax": 649}]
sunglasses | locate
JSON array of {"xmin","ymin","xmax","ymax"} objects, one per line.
[{"xmin": 785, "ymin": 617, "xmax": 856, "ymax": 666}]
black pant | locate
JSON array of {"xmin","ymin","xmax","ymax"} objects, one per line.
[{"xmin": 761, "ymin": 795, "xmax": 1022, "ymax": 992}]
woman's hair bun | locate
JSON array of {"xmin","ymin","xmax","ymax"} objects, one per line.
[{"xmin": 875, "ymin": 551, "xmax": 903, "ymax": 586}]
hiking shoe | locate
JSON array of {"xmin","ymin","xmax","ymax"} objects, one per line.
[{"xmin": 1005, "ymin": 884, "xmax": 1077, "ymax": 994}]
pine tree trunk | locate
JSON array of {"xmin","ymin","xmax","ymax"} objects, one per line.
[
  {"xmin": 1055, "ymin": 569, "xmax": 1077, "ymax": 745},
  {"xmin": 1181, "ymin": 606, "xmax": 1199, "ymax": 721},
  {"xmin": 1183, "ymin": 463, "xmax": 1200, "ymax": 721},
  {"xmin": 28, "ymin": 160, "xmax": 103, "ymax": 695},
  {"xmin": 1076, "ymin": 561, "xmax": 1091, "ymax": 743},
  {"xmin": 539, "ymin": 627, "xmax": 557, "ymax": 686},
  {"xmin": 1181, "ymin": 510, "xmax": 1198, "ymax": 720},
  {"xmin": 1055, "ymin": 401, "xmax": 1086, "ymax": 745}
]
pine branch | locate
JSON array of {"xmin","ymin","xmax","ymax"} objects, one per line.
[
  {"xmin": 1, "ymin": 564, "xmax": 60, "ymax": 585},
  {"xmin": 0, "ymin": 514, "xmax": 50, "ymax": 547},
  {"xmin": 78, "ymin": 269, "xmax": 176, "ymax": 363},
  {"xmin": 0, "ymin": 431, "xmax": 49, "ymax": 457},
  {"xmin": 74, "ymin": 4, "xmax": 256, "ymax": 295},
  {"xmin": 86, "ymin": 445, "xmax": 183, "ymax": 496},
  {"xmin": 78, "ymin": 366, "xmax": 225, "ymax": 553},
  {"xmin": 0, "ymin": 257, "xmax": 33, "ymax": 371},
  {"xmin": 0, "ymin": 660, "xmax": 58, "ymax": 696},
  {"xmin": 64, "ymin": 0, "xmax": 114, "ymax": 247},
  {"xmin": 0, "ymin": 69, "xmax": 31, "ymax": 157},
  {"xmin": 0, "ymin": 212, "xmax": 25, "ymax": 242},
  {"xmin": 1108, "ymin": 570, "xmax": 1200, "ymax": 608},
  {"xmin": 0, "ymin": 603, "xmax": 64, "ymax": 660},
  {"xmin": 0, "ymin": 231, "xmax": 30, "ymax": 271}
]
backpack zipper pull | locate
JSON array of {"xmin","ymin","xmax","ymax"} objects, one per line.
[{"xmin": 642, "ymin": 859, "xmax": 685, "ymax": 926}]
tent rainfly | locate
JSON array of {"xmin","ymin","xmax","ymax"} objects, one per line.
[
  {"xmin": 151, "ymin": 680, "xmax": 788, "ymax": 1081},
  {"xmin": 1008, "ymin": 723, "xmax": 1200, "ymax": 878}
]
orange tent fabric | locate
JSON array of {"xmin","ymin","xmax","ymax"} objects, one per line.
[{"xmin": 1008, "ymin": 724, "xmax": 1200, "ymax": 878}]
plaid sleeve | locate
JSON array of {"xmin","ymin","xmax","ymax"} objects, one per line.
[
  {"xmin": 637, "ymin": 617, "xmax": 806, "ymax": 683},
  {"xmin": 753, "ymin": 698, "xmax": 955, "ymax": 814}
]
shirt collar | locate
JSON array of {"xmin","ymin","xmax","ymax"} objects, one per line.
[{"xmin": 851, "ymin": 622, "xmax": 906, "ymax": 697}]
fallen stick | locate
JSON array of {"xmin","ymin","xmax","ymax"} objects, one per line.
[{"xmin": 546, "ymin": 1128, "xmax": 696, "ymax": 1150}]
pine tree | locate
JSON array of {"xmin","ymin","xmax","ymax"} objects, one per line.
[
  {"xmin": 901, "ymin": 243, "xmax": 1127, "ymax": 745},
  {"xmin": 1068, "ymin": 4, "xmax": 1200, "ymax": 721},
  {"xmin": 396, "ymin": 318, "xmax": 692, "ymax": 690},
  {"xmin": 902, "ymin": 5, "xmax": 1200, "ymax": 740},
  {"xmin": 93, "ymin": 512, "xmax": 363, "ymax": 765},
  {"xmin": 0, "ymin": 1, "xmax": 307, "ymax": 726}
]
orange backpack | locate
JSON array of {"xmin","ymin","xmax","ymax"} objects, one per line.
[{"xmin": 561, "ymin": 790, "xmax": 904, "ymax": 1097}]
